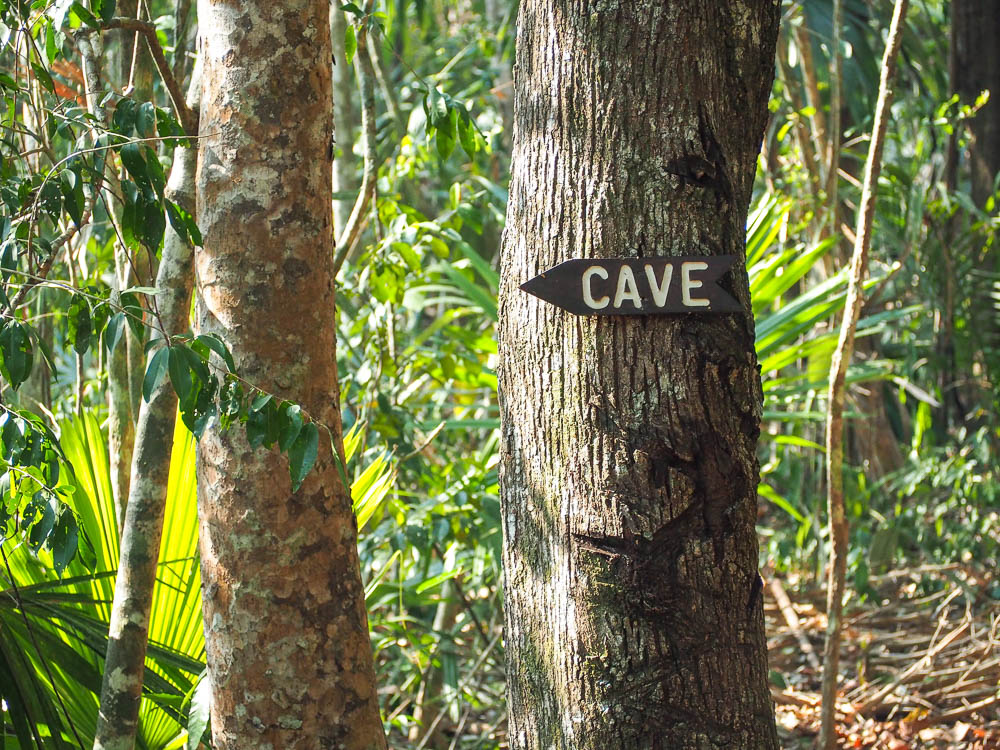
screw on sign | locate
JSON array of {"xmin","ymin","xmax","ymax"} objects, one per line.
[{"xmin": 519, "ymin": 256, "xmax": 741, "ymax": 315}]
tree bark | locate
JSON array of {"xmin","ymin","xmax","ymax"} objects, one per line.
[
  {"xmin": 92, "ymin": 63, "xmax": 202, "ymax": 750},
  {"xmin": 195, "ymin": 2, "xmax": 386, "ymax": 749},
  {"xmin": 497, "ymin": 2, "xmax": 780, "ymax": 749},
  {"xmin": 952, "ymin": 0, "xmax": 1000, "ymax": 208}
]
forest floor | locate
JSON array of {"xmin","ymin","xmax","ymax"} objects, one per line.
[
  {"xmin": 411, "ymin": 566, "xmax": 1000, "ymax": 749},
  {"xmin": 767, "ymin": 564, "xmax": 1000, "ymax": 749}
]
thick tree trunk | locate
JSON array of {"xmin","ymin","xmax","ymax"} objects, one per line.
[
  {"xmin": 497, "ymin": 2, "xmax": 780, "ymax": 749},
  {"xmin": 92, "ymin": 65, "xmax": 202, "ymax": 750},
  {"xmin": 195, "ymin": 3, "xmax": 386, "ymax": 749},
  {"xmin": 952, "ymin": 0, "xmax": 1000, "ymax": 208}
]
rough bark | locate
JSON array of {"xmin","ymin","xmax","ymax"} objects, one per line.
[
  {"xmin": 92, "ymin": 65, "xmax": 202, "ymax": 750},
  {"xmin": 819, "ymin": 2, "xmax": 909, "ymax": 748},
  {"xmin": 497, "ymin": 2, "xmax": 780, "ymax": 749},
  {"xmin": 952, "ymin": 0, "xmax": 1000, "ymax": 208},
  {"xmin": 195, "ymin": 2, "xmax": 386, "ymax": 749}
]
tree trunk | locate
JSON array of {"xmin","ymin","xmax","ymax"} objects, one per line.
[
  {"xmin": 195, "ymin": 3, "xmax": 386, "ymax": 749},
  {"xmin": 92, "ymin": 63, "xmax": 202, "ymax": 750},
  {"xmin": 952, "ymin": 0, "xmax": 1000, "ymax": 208},
  {"xmin": 497, "ymin": 2, "xmax": 780, "ymax": 749}
]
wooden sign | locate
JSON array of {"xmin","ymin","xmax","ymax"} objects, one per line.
[{"xmin": 520, "ymin": 256, "xmax": 741, "ymax": 315}]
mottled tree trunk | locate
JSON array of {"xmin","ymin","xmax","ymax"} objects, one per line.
[
  {"xmin": 497, "ymin": 2, "xmax": 780, "ymax": 749},
  {"xmin": 93, "ymin": 65, "xmax": 202, "ymax": 750},
  {"xmin": 195, "ymin": 3, "xmax": 386, "ymax": 749}
]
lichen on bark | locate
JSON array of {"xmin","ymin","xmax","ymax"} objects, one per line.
[{"xmin": 195, "ymin": 2, "xmax": 386, "ymax": 749}]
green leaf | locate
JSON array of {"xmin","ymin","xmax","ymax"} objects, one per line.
[
  {"xmin": 344, "ymin": 24, "xmax": 357, "ymax": 65},
  {"xmin": 119, "ymin": 141, "xmax": 156, "ymax": 203},
  {"xmin": 95, "ymin": 0, "xmax": 116, "ymax": 23},
  {"xmin": 142, "ymin": 345, "xmax": 169, "ymax": 402},
  {"xmin": 144, "ymin": 146, "xmax": 166, "ymax": 200},
  {"xmin": 288, "ymin": 422, "xmax": 318, "ymax": 492},
  {"xmin": 45, "ymin": 24, "xmax": 60, "ymax": 64},
  {"xmin": 103, "ymin": 312, "xmax": 125, "ymax": 354},
  {"xmin": 136, "ymin": 101, "xmax": 156, "ymax": 138},
  {"xmin": 119, "ymin": 291, "xmax": 145, "ymax": 339},
  {"xmin": 30, "ymin": 61, "xmax": 55, "ymax": 94},
  {"xmin": 165, "ymin": 201, "xmax": 190, "ymax": 245},
  {"xmin": 278, "ymin": 403, "xmax": 303, "ymax": 452},
  {"xmin": 112, "ymin": 98, "xmax": 137, "ymax": 135},
  {"xmin": 60, "ymin": 168, "xmax": 85, "ymax": 226},
  {"xmin": 415, "ymin": 564, "xmax": 462, "ymax": 593},
  {"xmin": 179, "ymin": 342, "xmax": 211, "ymax": 385},
  {"xmin": 138, "ymin": 195, "xmax": 166, "ymax": 252},
  {"xmin": 178, "ymin": 370, "xmax": 217, "ymax": 439},
  {"xmin": 120, "ymin": 179, "xmax": 140, "ymax": 250},
  {"xmin": 246, "ymin": 395, "xmax": 280, "ymax": 449},
  {"xmin": 66, "ymin": 294, "xmax": 92, "ymax": 355},
  {"xmin": 195, "ymin": 333, "xmax": 235, "ymax": 372},
  {"xmin": 120, "ymin": 142, "xmax": 152, "ymax": 197},
  {"xmin": 0, "ymin": 320, "xmax": 34, "ymax": 389},
  {"xmin": 168, "ymin": 346, "xmax": 192, "ymax": 403},
  {"xmin": 250, "ymin": 393, "xmax": 273, "ymax": 412},
  {"xmin": 69, "ymin": 2, "xmax": 99, "ymax": 27},
  {"xmin": 425, "ymin": 87, "xmax": 449, "ymax": 129},
  {"xmin": 458, "ymin": 109, "xmax": 477, "ymax": 157},
  {"xmin": 218, "ymin": 377, "xmax": 244, "ymax": 430},
  {"xmin": 436, "ymin": 108, "xmax": 458, "ymax": 160},
  {"xmin": 38, "ymin": 178, "xmax": 63, "ymax": 219},
  {"xmin": 155, "ymin": 106, "xmax": 186, "ymax": 144},
  {"xmin": 185, "ymin": 671, "xmax": 212, "ymax": 750},
  {"xmin": 757, "ymin": 483, "xmax": 805, "ymax": 523},
  {"xmin": 165, "ymin": 200, "xmax": 202, "ymax": 247},
  {"xmin": 48, "ymin": 506, "xmax": 79, "ymax": 574}
]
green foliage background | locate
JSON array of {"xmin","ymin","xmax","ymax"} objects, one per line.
[{"xmin": 1, "ymin": 0, "xmax": 998, "ymax": 747}]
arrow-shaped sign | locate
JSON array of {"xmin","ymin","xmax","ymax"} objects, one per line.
[{"xmin": 520, "ymin": 256, "xmax": 741, "ymax": 315}]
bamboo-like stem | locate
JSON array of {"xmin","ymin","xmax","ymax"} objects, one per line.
[
  {"xmin": 330, "ymin": 1, "xmax": 358, "ymax": 237},
  {"xmin": 819, "ymin": 2, "xmax": 909, "ymax": 748},
  {"xmin": 368, "ymin": 32, "xmax": 405, "ymax": 135},
  {"xmin": 776, "ymin": 41, "xmax": 822, "ymax": 195},
  {"xmin": 793, "ymin": 22, "xmax": 828, "ymax": 181},
  {"xmin": 332, "ymin": 3, "xmax": 378, "ymax": 278},
  {"xmin": 824, "ymin": 0, "xmax": 844, "ymax": 240}
]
